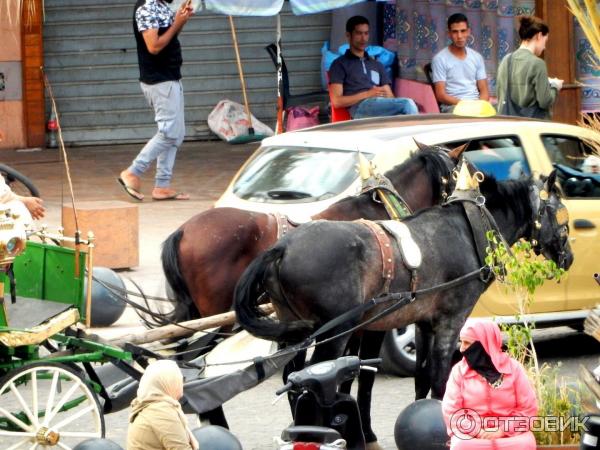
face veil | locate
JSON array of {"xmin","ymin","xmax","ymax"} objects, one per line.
[{"xmin": 461, "ymin": 340, "xmax": 502, "ymax": 384}]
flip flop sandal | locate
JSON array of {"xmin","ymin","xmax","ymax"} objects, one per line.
[
  {"xmin": 151, "ymin": 192, "xmax": 190, "ymax": 201},
  {"xmin": 117, "ymin": 177, "xmax": 144, "ymax": 201}
]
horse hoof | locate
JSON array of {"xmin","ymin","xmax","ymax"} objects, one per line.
[{"xmin": 366, "ymin": 441, "xmax": 383, "ymax": 450}]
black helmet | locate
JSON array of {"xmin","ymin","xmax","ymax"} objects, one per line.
[
  {"xmin": 581, "ymin": 414, "xmax": 600, "ymax": 450},
  {"xmin": 192, "ymin": 425, "xmax": 243, "ymax": 450},
  {"xmin": 394, "ymin": 399, "xmax": 448, "ymax": 450},
  {"xmin": 73, "ymin": 438, "xmax": 124, "ymax": 450}
]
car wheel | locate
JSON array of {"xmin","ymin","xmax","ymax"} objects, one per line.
[{"xmin": 380, "ymin": 325, "xmax": 416, "ymax": 376}]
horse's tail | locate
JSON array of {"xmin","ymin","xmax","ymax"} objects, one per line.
[
  {"xmin": 160, "ymin": 228, "xmax": 198, "ymax": 325},
  {"xmin": 234, "ymin": 245, "xmax": 314, "ymax": 343}
]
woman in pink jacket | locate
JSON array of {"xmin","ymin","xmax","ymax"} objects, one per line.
[{"xmin": 442, "ymin": 319, "xmax": 538, "ymax": 449}]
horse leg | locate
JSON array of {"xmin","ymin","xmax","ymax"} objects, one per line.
[
  {"xmin": 414, "ymin": 321, "xmax": 434, "ymax": 400},
  {"xmin": 356, "ymin": 330, "xmax": 385, "ymax": 448},
  {"xmin": 429, "ymin": 318, "xmax": 465, "ymax": 399}
]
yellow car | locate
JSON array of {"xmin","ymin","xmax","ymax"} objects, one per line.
[{"xmin": 216, "ymin": 114, "xmax": 600, "ymax": 375}]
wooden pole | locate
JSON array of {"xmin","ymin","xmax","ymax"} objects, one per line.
[
  {"xmin": 228, "ymin": 15, "xmax": 255, "ymax": 134},
  {"xmin": 109, "ymin": 303, "xmax": 274, "ymax": 348}
]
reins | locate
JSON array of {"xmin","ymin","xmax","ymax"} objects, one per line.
[{"xmin": 178, "ymin": 265, "xmax": 491, "ymax": 372}]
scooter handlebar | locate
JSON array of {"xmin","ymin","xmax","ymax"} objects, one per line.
[
  {"xmin": 276, "ymin": 381, "xmax": 294, "ymax": 396},
  {"xmin": 360, "ymin": 358, "xmax": 382, "ymax": 367},
  {"xmin": 595, "ymin": 273, "xmax": 600, "ymax": 286}
]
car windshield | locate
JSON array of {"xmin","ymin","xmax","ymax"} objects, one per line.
[{"xmin": 232, "ymin": 146, "xmax": 365, "ymax": 203}]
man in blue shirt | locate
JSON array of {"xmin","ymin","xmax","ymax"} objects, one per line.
[
  {"xmin": 329, "ymin": 16, "xmax": 418, "ymax": 119},
  {"xmin": 431, "ymin": 13, "xmax": 489, "ymax": 112}
]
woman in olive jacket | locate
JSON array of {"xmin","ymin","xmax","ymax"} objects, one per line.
[{"xmin": 496, "ymin": 15, "xmax": 563, "ymax": 119}]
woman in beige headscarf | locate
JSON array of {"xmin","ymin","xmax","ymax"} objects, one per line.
[{"xmin": 127, "ymin": 359, "xmax": 199, "ymax": 450}]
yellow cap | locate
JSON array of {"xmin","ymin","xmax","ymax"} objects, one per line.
[{"xmin": 453, "ymin": 100, "xmax": 497, "ymax": 118}]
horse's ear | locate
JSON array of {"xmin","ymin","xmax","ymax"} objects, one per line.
[
  {"xmin": 545, "ymin": 169, "xmax": 558, "ymax": 192},
  {"xmin": 413, "ymin": 139, "xmax": 429, "ymax": 151},
  {"xmin": 447, "ymin": 142, "xmax": 469, "ymax": 161}
]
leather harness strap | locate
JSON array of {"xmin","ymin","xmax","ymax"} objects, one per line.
[{"xmin": 358, "ymin": 219, "xmax": 395, "ymax": 293}]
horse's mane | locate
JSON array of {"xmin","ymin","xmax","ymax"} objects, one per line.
[
  {"xmin": 479, "ymin": 175, "xmax": 533, "ymax": 224},
  {"xmin": 384, "ymin": 147, "xmax": 452, "ymax": 198}
]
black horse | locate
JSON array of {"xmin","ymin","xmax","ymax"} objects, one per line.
[{"xmin": 234, "ymin": 170, "xmax": 573, "ymax": 447}]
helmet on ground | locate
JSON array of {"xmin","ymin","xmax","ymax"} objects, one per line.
[
  {"xmin": 85, "ymin": 266, "xmax": 127, "ymax": 326},
  {"xmin": 581, "ymin": 414, "xmax": 600, "ymax": 450},
  {"xmin": 192, "ymin": 425, "xmax": 243, "ymax": 450},
  {"xmin": 394, "ymin": 399, "xmax": 448, "ymax": 450},
  {"xmin": 73, "ymin": 438, "xmax": 124, "ymax": 450}
]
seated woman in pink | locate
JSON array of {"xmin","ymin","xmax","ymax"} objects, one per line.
[{"xmin": 442, "ymin": 318, "xmax": 538, "ymax": 449}]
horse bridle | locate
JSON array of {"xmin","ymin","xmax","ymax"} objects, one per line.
[
  {"xmin": 529, "ymin": 184, "xmax": 570, "ymax": 264},
  {"xmin": 423, "ymin": 145, "xmax": 462, "ymax": 205}
]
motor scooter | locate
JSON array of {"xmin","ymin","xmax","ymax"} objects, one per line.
[{"xmin": 274, "ymin": 356, "xmax": 381, "ymax": 450}]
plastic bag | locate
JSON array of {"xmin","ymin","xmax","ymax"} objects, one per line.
[
  {"xmin": 286, "ymin": 106, "xmax": 320, "ymax": 131},
  {"xmin": 208, "ymin": 100, "xmax": 274, "ymax": 142}
]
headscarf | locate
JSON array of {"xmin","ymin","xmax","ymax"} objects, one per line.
[
  {"xmin": 459, "ymin": 319, "xmax": 511, "ymax": 383},
  {"xmin": 129, "ymin": 360, "xmax": 199, "ymax": 450}
]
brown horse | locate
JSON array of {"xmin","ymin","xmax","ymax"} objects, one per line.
[{"xmin": 160, "ymin": 144, "xmax": 465, "ymax": 324}]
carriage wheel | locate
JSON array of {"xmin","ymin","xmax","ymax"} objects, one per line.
[
  {"xmin": 0, "ymin": 164, "xmax": 40, "ymax": 198},
  {"xmin": 0, "ymin": 362, "xmax": 105, "ymax": 449}
]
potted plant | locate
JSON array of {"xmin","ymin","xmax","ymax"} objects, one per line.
[{"xmin": 485, "ymin": 235, "xmax": 582, "ymax": 449}]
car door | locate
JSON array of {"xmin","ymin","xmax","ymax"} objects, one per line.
[
  {"xmin": 443, "ymin": 134, "xmax": 568, "ymax": 316},
  {"xmin": 538, "ymin": 133, "xmax": 600, "ymax": 311}
]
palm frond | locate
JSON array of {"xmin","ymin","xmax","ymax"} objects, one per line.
[
  {"xmin": 577, "ymin": 114, "xmax": 600, "ymax": 156},
  {"xmin": 567, "ymin": 0, "xmax": 600, "ymax": 70}
]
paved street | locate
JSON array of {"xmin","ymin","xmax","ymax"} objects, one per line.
[{"xmin": 3, "ymin": 142, "xmax": 600, "ymax": 449}]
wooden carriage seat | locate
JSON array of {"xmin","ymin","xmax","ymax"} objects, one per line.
[{"xmin": 0, "ymin": 307, "xmax": 79, "ymax": 347}]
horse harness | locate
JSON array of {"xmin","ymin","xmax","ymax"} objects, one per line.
[
  {"xmin": 270, "ymin": 173, "xmax": 415, "ymax": 240},
  {"xmin": 273, "ymin": 212, "xmax": 295, "ymax": 240},
  {"xmin": 358, "ymin": 219, "xmax": 422, "ymax": 296}
]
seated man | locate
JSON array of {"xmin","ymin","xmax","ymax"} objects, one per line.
[
  {"xmin": 0, "ymin": 132, "xmax": 45, "ymax": 223},
  {"xmin": 329, "ymin": 15, "xmax": 418, "ymax": 119},
  {"xmin": 431, "ymin": 13, "xmax": 489, "ymax": 112},
  {"xmin": 0, "ymin": 176, "xmax": 45, "ymax": 224}
]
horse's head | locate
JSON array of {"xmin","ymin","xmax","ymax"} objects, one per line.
[
  {"xmin": 410, "ymin": 140, "xmax": 468, "ymax": 202},
  {"xmin": 529, "ymin": 170, "xmax": 574, "ymax": 270}
]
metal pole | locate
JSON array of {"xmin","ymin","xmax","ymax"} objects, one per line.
[
  {"xmin": 85, "ymin": 231, "xmax": 95, "ymax": 328},
  {"xmin": 275, "ymin": 13, "xmax": 284, "ymax": 134}
]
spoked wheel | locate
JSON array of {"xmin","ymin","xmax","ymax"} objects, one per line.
[
  {"xmin": 0, "ymin": 362, "xmax": 105, "ymax": 449},
  {"xmin": 0, "ymin": 163, "xmax": 40, "ymax": 198}
]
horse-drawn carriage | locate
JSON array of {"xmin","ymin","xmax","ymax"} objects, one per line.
[
  {"xmin": 0, "ymin": 141, "xmax": 577, "ymax": 449},
  {"xmin": 0, "ymin": 198, "xmax": 292, "ymax": 449}
]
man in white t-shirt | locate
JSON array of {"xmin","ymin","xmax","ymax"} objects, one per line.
[{"xmin": 431, "ymin": 13, "xmax": 489, "ymax": 112}]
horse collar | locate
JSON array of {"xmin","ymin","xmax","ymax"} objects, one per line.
[{"xmin": 360, "ymin": 172, "xmax": 412, "ymax": 220}]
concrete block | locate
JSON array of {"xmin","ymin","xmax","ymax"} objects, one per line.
[{"xmin": 62, "ymin": 201, "xmax": 139, "ymax": 269}]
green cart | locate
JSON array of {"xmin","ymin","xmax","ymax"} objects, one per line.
[{"xmin": 0, "ymin": 215, "xmax": 134, "ymax": 449}]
